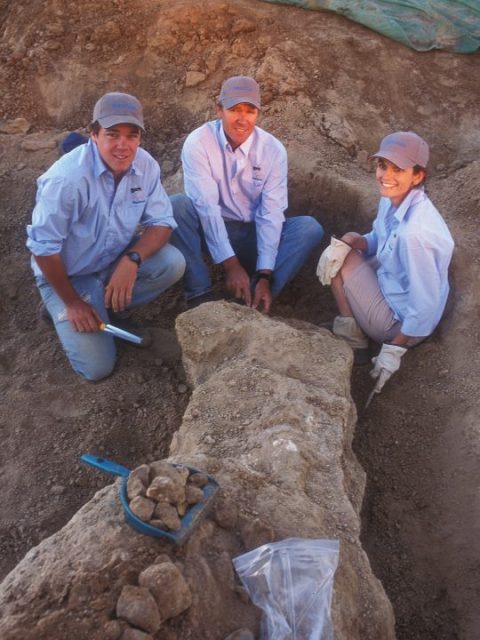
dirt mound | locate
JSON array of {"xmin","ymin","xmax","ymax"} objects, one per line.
[{"xmin": 1, "ymin": 1, "xmax": 480, "ymax": 638}]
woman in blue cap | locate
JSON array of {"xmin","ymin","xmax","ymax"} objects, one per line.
[{"xmin": 317, "ymin": 131, "xmax": 454, "ymax": 392}]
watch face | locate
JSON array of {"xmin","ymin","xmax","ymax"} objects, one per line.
[{"xmin": 127, "ymin": 251, "xmax": 141, "ymax": 265}]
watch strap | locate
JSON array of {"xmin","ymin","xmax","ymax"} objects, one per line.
[{"xmin": 256, "ymin": 271, "xmax": 272, "ymax": 283}]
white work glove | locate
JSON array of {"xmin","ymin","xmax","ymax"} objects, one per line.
[
  {"xmin": 370, "ymin": 343, "xmax": 407, "ymax": 392},
  {"xmin": 316, "ymin": 237, "xmax": 351, "ymax": 285}
]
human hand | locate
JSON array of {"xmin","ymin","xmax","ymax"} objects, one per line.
[
  {"xmin": 252, "ymin": 278, "xmax": 272, "ymax": 314},
  {"xmin": 370, "ymin": 343, "xmax": 407, "ymax": 392},
  {"xmin": 66, "ymin": 299, "xmax": 103, "ymax": 332},
  {"xmin": 316, "ymin": 237, "xmax": 351, "ymax": 285},
  {"xmin": 223, "ymin": 258, "xmax": 252, "ymax": 306},
  {"xmin": 104, "ymin": 257, "xmax": 138, "ymax": 313},
  {"xmin": 340, "ymin": 232, "xmax": 367, "ymax": 251}
]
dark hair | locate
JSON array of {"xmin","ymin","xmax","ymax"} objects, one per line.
[{"xmin": 413, "ymin": 164, "xmax": 427, "ymax": 186}]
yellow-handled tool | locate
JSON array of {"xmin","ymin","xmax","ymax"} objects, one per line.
[{"xmin": 99, "ymin": 322, "xmax": 143, "ymax": 345}]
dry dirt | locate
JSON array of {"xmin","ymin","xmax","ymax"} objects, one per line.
[{"xmin": 1, "ymin": 1, "xmax": 480, "ymax": 638}]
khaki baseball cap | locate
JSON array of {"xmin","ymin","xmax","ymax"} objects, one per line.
[
  {"xmin": 219, "ymin": 76, "xmax": 261, "ymax": 109},
  {"xmin": 92, "ymin": 92, "xmax": 145, "ymax": 131},
  {"xmin": 370, "ymin": 131, "xmax": 429, "ymax": 169}
]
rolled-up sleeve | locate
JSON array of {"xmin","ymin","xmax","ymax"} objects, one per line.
[
  {"xmin": 182, "ymin": 136, "xmax": 234, "ymax": 264},
  {"xmin": 400, "ymin": 233, "xmax": 444, "ymax": 336},
  {"xmin": 26, "ymin": 176, "xmax": 75, "ymax": 257},
  {"xmin": 255, "ymin": 145, "xmax": 288, "ymax": 271}
]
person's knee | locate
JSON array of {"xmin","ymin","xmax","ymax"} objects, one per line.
[
  {"xmin": 63, "ymin": 335, "xmax": 116, "ymax": 381},
  {"xmin": 304, "ymin": 216, "xmax": 324, "ymax": 243},
  {"xmin": 341, "ymin": 248, "xmax": 365, "ymax": 278},
  {"xmin": 165, "ymin": 245, "xmax": 186, "ymax": 282},
  {"xmin": 73, "ymin": 356, "xmax": 116, "ymax": 381},
  {"xmin": 148, "ymin": 244, "xmax": 186, "ymax": 282}
]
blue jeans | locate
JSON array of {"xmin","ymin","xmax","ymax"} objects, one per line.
[
  {"xmin": 169, "ymin": 193, "xmax": 324, "ymax": 299},
  {"xmin": 37, "ymin": 244, "xmax": 185, "ymax": 381}
]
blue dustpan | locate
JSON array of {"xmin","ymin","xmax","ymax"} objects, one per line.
[{"xmin": 81, "ymin": 454, "xmax": 219, "ymax": 544}]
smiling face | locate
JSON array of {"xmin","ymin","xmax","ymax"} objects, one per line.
[
  {"xmin": 91, "ymin": 123, "xmax": 141, "ymax": 179},
  {"xmin": 217, "ymin": 102, "xmax": 259, "ymax": 150},
  {"xmin": 375, "ymin": 157, "xmax": 425, "ymax": 207}
]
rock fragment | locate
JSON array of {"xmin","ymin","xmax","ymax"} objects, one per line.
[
  {"xmin": 130, "ymin": 464, "xmax": 150, "ymax": 487},
  {"xmin": 129, "ymin": 496, "xmax": 155, "ymax": 521},
  {"xmin": 104, "ymin": 619, "xmax": 127, "ymax": 640},
  {"xmin": 127, "ymin": 475, "xmax": 146, "ymax": 500},
  {"xmin": 188, "ymin": 472, "xmax": 209, "ymax": 487},
  {"xmin": 146, "ymin": 475, "xmax": 185, "ymax": 505},
  {"xmin": 185, "ymin": 71, "xmax": 206, "ymax": 87},
  {"xmin": 153, "ymin": 503, "xmax": 181, "ymax": 530},
  {"xmin": 116, "ymin": 585, "xmax": 161, "ymax": 634},
  {"xmin": 0, "ymin": 117, "xmax": 31, "ymax": 134},
  {"xmin": 185, "ymin": 485, "xmax": 204, "ymax": 505},
  {"xmin": 139, "ymin": 562, "xmax": 192, "ymax": 621},
  {"xmin": 20, "ymin": 137, "xmax": 57, "ymax": 151}
]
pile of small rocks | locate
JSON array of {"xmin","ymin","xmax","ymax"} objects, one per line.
[
  {"xmin": 105, "ymin": 554, "xmax": 193, "ymax": 640},
  {"xmin": 127, "ymin": 461, "xmax": 208, "ymax": 531}
]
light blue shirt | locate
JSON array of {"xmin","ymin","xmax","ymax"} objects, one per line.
[
  {"xmin": 181, "ymin": 120, "xmax": 288, "ymax": 270},
  {"xmin": 26, "ymin": 140, "xmax": 176, "ymax": 277},
  {"xmin": 363, "ymin": 187, "xmax": 454, "ymax": 337}
]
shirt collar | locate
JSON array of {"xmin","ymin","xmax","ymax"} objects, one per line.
[
  {"xmin": 394, "ymin": 186, "xmax": 425, "ymax": 221},
  {"xmin": 217, "ymin": 120, "xmax": 255, "ymax": 156}
]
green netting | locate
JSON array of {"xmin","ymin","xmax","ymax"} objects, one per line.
[{"xmin": 260, "ymin": 0, "xmax": 480, "ymax": 52}]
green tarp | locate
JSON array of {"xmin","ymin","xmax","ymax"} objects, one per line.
[{"xmin": 261, "ymin": 0, "xmax": 480, "ymax": 52}]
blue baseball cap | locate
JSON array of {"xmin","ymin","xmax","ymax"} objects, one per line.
[
  {"xmin": 92, "ymin": 92, "xmax": 145, "ymax": 131},
  {"xmin": 219, "ymin": 76, "xmax": 261, "ymax": 109}
]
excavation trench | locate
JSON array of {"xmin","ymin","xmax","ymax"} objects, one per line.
[{"xmin": 282, "ymin": 169, "xmax": 478, "ymax": 640}]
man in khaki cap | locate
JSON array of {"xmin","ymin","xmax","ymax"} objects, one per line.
[
  {"xmin": 170, "ymin": 76, "xmax": 323, "ymax": 313},
  {"xmin": 26, "ymin": 92, "xmax": 185, "ymax": 380}
]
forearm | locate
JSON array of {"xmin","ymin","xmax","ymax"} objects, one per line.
[
  {"xmin": 129, "ymin": 226, "xmax": 172, "ymax": 261},
  {"xmin": 389, "ymin": 331, "xmax": 412, "ymax": 347},
  {"xmin": 33, "ymin": 254, "xmax": 82, "ymax": 305}
]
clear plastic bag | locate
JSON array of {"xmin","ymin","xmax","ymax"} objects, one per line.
[{"xmin": 233, "ymin": 537, "xmax": 340, "ymax": 640}]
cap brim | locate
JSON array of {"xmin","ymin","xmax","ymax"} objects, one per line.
[
  {"xmin": 221, "ymin": 97, "xmax": 260, "ymax": 110},
  {"xmin": 369, "ymin": 151, "xmax": 414, "ymax": 170},
  {"xmin": 96, "ymin": 115, "xmax": 145, "ymax": 132}
]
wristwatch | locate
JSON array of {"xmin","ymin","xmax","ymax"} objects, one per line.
[
  {"xmin": 256, "ymin": 271, "xmax": 273, "ymax": 283},
  {"xmin": 125, "ymin": 251, "xmax": 142, "ymax": 266}
]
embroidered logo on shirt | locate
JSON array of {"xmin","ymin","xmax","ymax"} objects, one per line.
[
  {"xmin": 130, "ymin": 186, "xmax": 145, "ymax": 204},
  {"xmin": 252, "ymin": 165, "xmax": 263, "ymax": 183}
]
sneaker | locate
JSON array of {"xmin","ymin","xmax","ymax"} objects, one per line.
[{"xmin": 107, "ymin": 312, "xmax": 152, "ymax": 348}]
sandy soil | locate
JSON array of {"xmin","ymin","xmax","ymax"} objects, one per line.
[{"xmin": 1, "ymin": 1, "xmax": 480, "ymax": 638}]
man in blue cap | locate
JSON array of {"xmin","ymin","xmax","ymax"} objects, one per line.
[
  {"xmin": 170, "ymin": 76, "xmax": 324, "ymax": 313},
  {"xmin": 27, "ymin": 92, "xmax": 185, "ymax": 380}
]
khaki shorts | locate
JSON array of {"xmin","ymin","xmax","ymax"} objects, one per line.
[
  {"xmin": 343, "ymin": 258, "xmax": 426, "ymax": 347},
  {"xmin": 342, "ymin": 257, "xmax": 403, "ymax": 344}
]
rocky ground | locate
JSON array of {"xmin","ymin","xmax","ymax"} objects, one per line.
[{"xmin": 1, "ymin": 0, "xmax": 480, "ymax": 638}]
